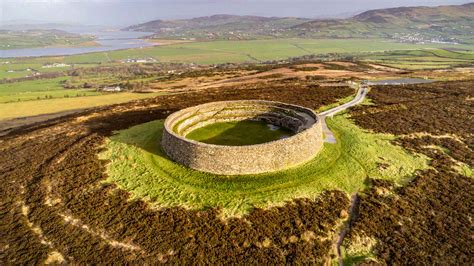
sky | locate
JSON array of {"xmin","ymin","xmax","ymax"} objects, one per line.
[{"xmin": 0, "ymin": 0, "xmax": 472, "ymax": 27}]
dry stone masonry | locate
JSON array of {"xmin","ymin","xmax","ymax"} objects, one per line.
[{"xmin": 162, "ymin": 100, "xmax": 323, "ymax": 175}]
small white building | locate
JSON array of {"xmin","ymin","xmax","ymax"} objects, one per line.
[
  {"xmin": 42, "ymin": 63, "xmax": 71, "ymax": 68},
  {"xmin": 102, "ymin": 86, "xmax": 122, "ymax": 92},
  {"xmin": 121, "ymin": 57, "xmax": 156, "ymax": 63}
]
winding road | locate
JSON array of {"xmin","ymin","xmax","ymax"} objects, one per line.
[
  {"xmin": 319, "ymin": 84, "xmax": 369, "ymax": 143},
  {"xmin": 317, "ymin": 84, "xmax": 368, "ymax": 264}
]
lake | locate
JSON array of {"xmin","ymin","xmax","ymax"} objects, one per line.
[{"xmin": 0, "ymin": 26, "xmax": 155, "ymax": 58}]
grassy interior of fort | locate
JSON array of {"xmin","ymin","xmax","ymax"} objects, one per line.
[
  {"xmin": 185, "ymin": 120, "xmax": 294, "ymax": 146},
  {"xmin": 100, "ymin": 114, "xmax": 429, "ymax": 217}
]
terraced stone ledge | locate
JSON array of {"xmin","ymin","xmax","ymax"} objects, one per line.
[{"xmin": 162, "ymin": 100, "xmax": 323, "ymax": 175}]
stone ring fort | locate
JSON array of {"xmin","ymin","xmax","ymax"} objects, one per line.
[{"xmin": 162, "ymin": 100, "xmax": 324, "ymax": 175}]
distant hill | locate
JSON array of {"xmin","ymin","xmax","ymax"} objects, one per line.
[
  {"xmin": 0, "ymin": 29, "xmax": 95, "ymax": 50},
  {"xmin": 353, "ymin": 3, "xmax": 474, "ymax": 24},
  {"xmin": 293, "ymin": 3, "xmax": 474, "ymax": 42},
  {"xmin": 125, "ymin": 3, "xmax": 474, "ymax": 43},
  {"xmin": 123, "ymin": 14, "xmax": 311, "ymax": 40},
  {"xmin": 125, "ymin": 15, "xmax": 288, "ymax": 31}
]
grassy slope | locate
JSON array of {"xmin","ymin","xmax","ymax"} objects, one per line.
[
  {"xmin": 0, "ymin": 73, "xmax": 165, "ymax": 119},
  {"xmin": 0, "ymin": 77, "xmax": 101, "ymax": 103},
  {"xmin": 361, "ymin": 49, "xmax": 474, "ymax": 69},
  {"xmin": 0, "ymin": 63, "xmax": 77, "ymax": 79},
  {"xmin": 100, "ymin": 115, "xmax": 429, "ymax": 217},
  {"xmin": 0, "ymin": 92, "xmax": 162, "ymax": 120},
  {"xmin": 0, "ymin": 89, "xmax": 99, "ymax": 103},
  {"xmin": 0, "ymin": 77, "xmax": 67, "ymax": 95},
  {"xmin": 186, "ymin": 120, "xmax": 293, "ymax": 146}
]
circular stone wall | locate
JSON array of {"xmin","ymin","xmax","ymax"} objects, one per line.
[{"xmin": 162, "ymin": 100, "xmax": 323, "ymax": 175}]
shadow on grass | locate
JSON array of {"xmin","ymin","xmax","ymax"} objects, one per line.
[
  {"xmin": 102, "ymin": 116, "xmax": 428, "ymax": 216},
  {"xmin": 186, "ymin": 119, "xmax": 294, "ymax": 146}
]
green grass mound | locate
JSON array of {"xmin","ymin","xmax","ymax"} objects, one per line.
[
  {"xmin": 186, "ymin": 120, "xmax": 293, "ymax": 146},
  {"xmin": 100, "ymin": 115, "xmax": 429, "ymax": 217}
]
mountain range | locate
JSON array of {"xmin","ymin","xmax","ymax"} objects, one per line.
[{"xmin": 124, "ymin": 3, "xmax": 474, "ymax": 43}]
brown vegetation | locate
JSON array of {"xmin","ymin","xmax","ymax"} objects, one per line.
[
  {"xmin": 2, "ymin": 71, "xmax": 472, "ymax": 264},
  {"xmin": 345, "ymin": 80, "xmax": 474, "ymax": 264},
  {"xmin": 0, "ymin": 80, "xmax": 353, "ymax": 264}
]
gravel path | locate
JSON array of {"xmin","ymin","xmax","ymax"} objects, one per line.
[{"xmin": 319, "ymin": 84, "xmax": 368, "ymax": 143}]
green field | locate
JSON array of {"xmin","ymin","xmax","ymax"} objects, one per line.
[
  {"xmin": 1, "ymin": 38, "xmax": 473, "ymax": 121},
  {"xmin": 100, "ymin": 115, "xmax": 429, "ymax": 217},
  {"xmin": 62, "ymin": 38, "xmax": 474, "ymax": 65},
  {"xmin": 4, "ymin": 38, "xmax": 474, "ymax": 67},
  {"xmin": 0, "ymin": 92, "xmax": 162, "ymax": 120},
  {"xmin": 0, "ymin": 70, "xmax": 162, "ymax": 119},
  {"xmin": 361, "ymin": 49, "xmax": 474, "ymax": 69},
  {"xmin": 0, "ymin": 77, "xmax": 102, "ymax": 103},
  {"xmin": 186, "ymin": 120, "xmax": 293, "ymax": 146},
  {"xmin": 0, "ymin": 63, "xmax": 77, "ymax": 79}
]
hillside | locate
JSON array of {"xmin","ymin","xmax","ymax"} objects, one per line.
[
  {"xmin": 294, "ymin": 3, "xmax": 474, "ymax": 43},
  {"xmin": 354, "ymin": 3, "xmax": 474, "ymax": 23},
  {"xmin": 124, "ymin": 15, "xmax": 311, "ymax": 40},
  {"xmin": 0, "ymin": 29, "xmax": 96, "ymax": 49},
  {"xmin": 125, "ymin": 3, "xmax": 474, "ymax": 43}
]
